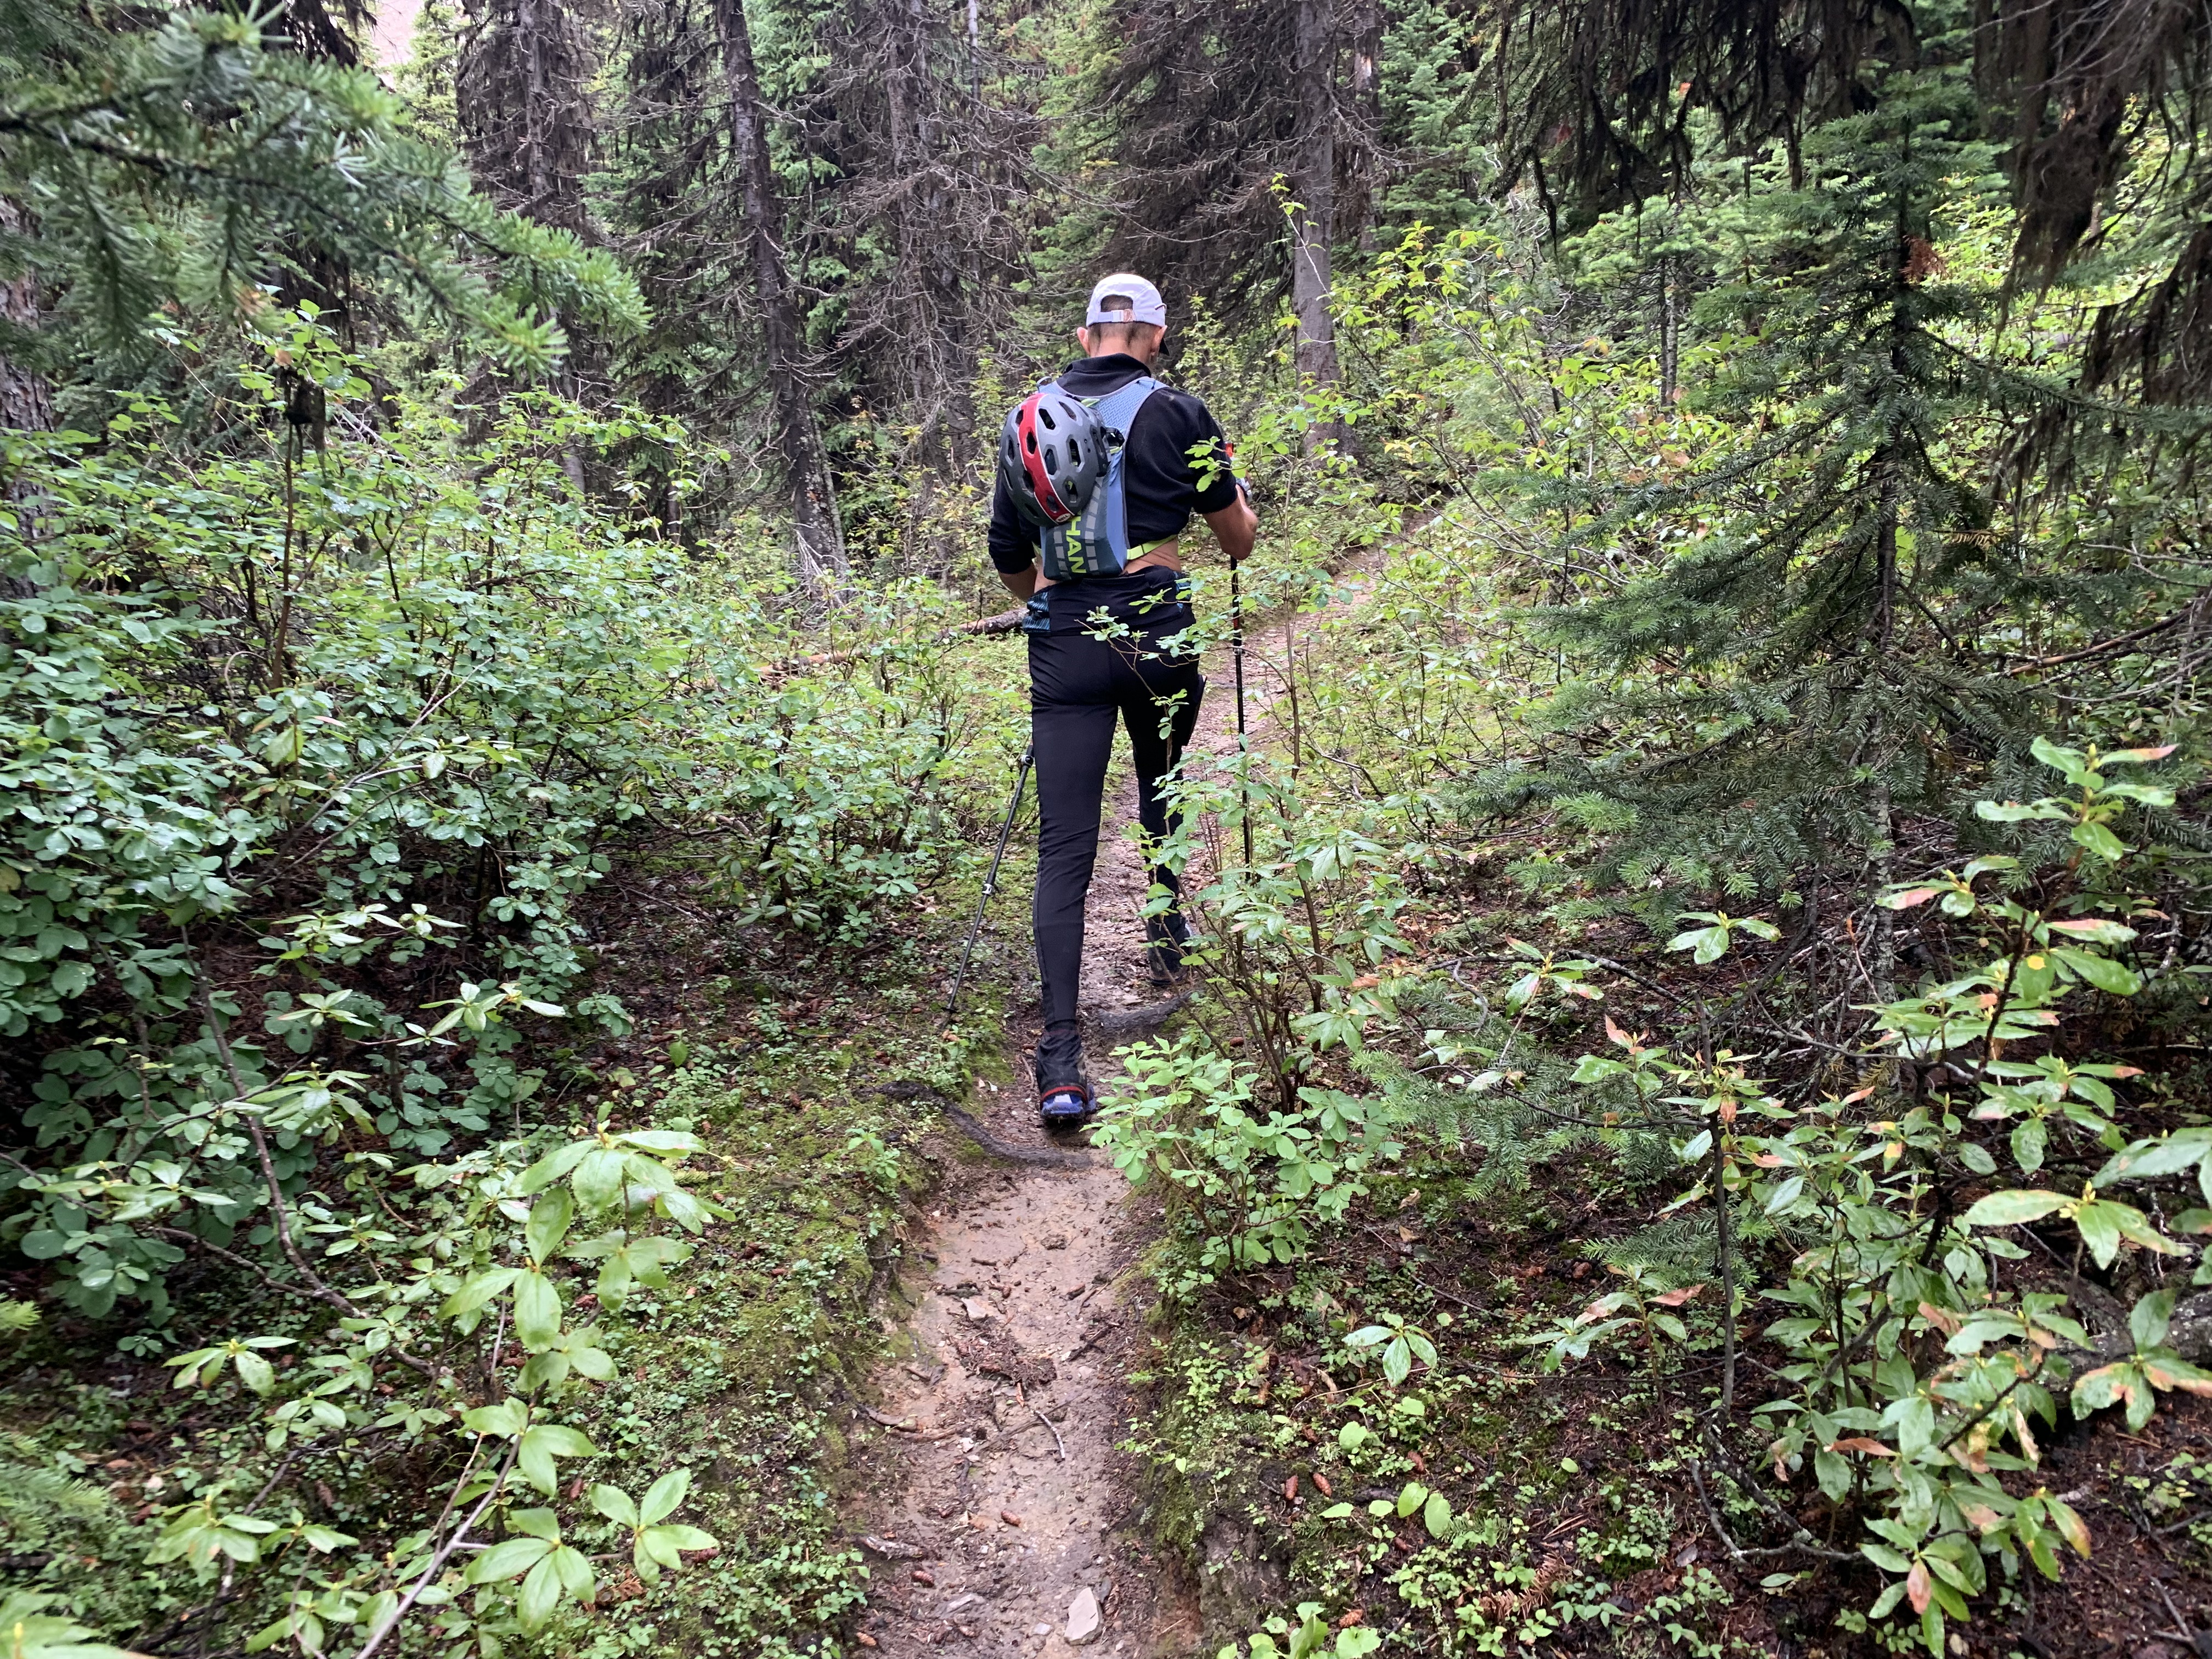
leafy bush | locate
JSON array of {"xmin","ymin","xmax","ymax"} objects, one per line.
[
  {"xmin": 1530, "ymin": 738, "xmax": 2201, "ymax": 1652},
  {"xmin": 0, "ymin": 317, "xmax": 1002, "ymax": 1655}
]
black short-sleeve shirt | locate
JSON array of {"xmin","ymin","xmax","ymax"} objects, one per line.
[{"xmin": 986, "ymin": 354, "xmax": 1239, "ymax": 574}]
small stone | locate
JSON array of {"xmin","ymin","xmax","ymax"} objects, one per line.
[
  {"xmin": 1033, "ymin": 1626, "xmax": 1051, "ymax": 1638},
  {"xmin": 1066, "ymin": 1587, "xmax": 1102, "ymax": 1646},
  {"xmin": 963, "ymin": 1297, "xmax": 995, "ymax": 1322},
  {"xmin": 1043, "ymin": 1231, "xmax": 1070, "ymax": 1250}
]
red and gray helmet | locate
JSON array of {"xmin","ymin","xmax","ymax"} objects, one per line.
[{"xmin": 999, "ymin": 386, "xmax": 1107, "ymax": 527}]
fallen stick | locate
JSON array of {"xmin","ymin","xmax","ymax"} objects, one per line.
[{"xmin": 1033, "ymin": 1404, "xmax": 1067, "ymax": 1462}]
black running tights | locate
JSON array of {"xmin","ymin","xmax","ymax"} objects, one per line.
[{"xmin": 1028, "ymin": 627, "xmax": 1204, "ymax": 1087}]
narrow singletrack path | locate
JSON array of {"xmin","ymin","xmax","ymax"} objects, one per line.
[
  {"xmin": 841, "ymin": 710, "xmax": 1222, "ymax": 1658},
  {"xmin": 844, "ymin": 545, "xmax": 1385, "ymax": 1655}
]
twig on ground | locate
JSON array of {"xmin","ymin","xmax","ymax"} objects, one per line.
[{"xmin": 1034, "ymin": 1405, "xmax": 1067, "ymax": 1462}]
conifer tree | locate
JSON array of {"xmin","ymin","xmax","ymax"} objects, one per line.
[
  {"xmin": 1079, "ymin": 0, "xmax": 1382, "ymax": 337},
  {"xmin": 1488, "ymin": 55, "xmax": 2029, "ymax": 909},
  {"xmin": 0, "ymin": 0, "xmax": 641, "ymax": 385}
]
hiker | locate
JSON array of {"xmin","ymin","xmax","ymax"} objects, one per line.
[{"xmin": 989, "ymin": 272, "xmax": 1259, "ymax": 1128}]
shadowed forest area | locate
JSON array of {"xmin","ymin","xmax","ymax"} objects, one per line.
[{"xmin": 3, "ymin": 0, "xmax": 2211, "ymax": 1656}]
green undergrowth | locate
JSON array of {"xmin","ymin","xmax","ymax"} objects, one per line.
[
  {"xmin": 1120, "ymin": 1152, "xmax": 1767, "ymax": 1658},
  {"xmin": 0, "ymin": 934, "xmax": 1013, "ymax": 1658}
]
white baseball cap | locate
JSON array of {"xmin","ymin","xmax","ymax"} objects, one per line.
[{"xmin": 1085, "ymin": 272, "xmax": 1167, "ymax": 329}]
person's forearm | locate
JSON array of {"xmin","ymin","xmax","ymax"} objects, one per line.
[
  {"xmin": 999, "ymin": 564, "xmax": 1039, "ymax": 600},
  {"xmin": 1206, "ymin": 498, "xmax": 1257, "ymax": 566}
]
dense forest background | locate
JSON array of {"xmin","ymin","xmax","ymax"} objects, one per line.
[{"xmin": 3, "ymin": 0, "xmax": 2210, "ymax": 1655}]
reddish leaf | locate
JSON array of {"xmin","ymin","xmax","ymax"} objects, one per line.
[
  {"xmin": 1650, "ymin": 1284, "xmax": 1706, "ymax": 1308},
  {"xmin": 1827, "ymin": 1437, "xmax": 1897, "ymax": 1458},
  {"xmin": 1917, "ymin": 1301, "xmax": 1963, "ymax": 1335},
  {"xmin": 1905, "ymin": 1560, "xmax": 1931, "ymax": 1614}
]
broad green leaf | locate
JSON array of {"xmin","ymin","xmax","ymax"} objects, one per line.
[
  {"xmin": 506, "ymin": 1508, "xmax": 562, "ymax": 1541},
  {"xmin": 573, "ymin": 1147, "xmax": 626, "ymax": 1211},
  {"xmin": 524, "ymin": 1189, "xmax": 573, "ymax": 1264},
  {"xmin": 639, "ymin": 1468, "xmax": 690, "ymax": 1525},
  {"xmin": 1381, "ymin": 1337, "xmax": 1412, "ymax": 1386},
  {"xmin": 461, "ymin": 1397, "xmax": 528, "ymax": 1437},
  {"xmin": 2045, "ymin": 917, "xmax": 2137, "ymax": 945},
  {"xmin": 515, "ymin": 1554, "xmax": 562, "ymax": 1631},
  {"xmin": 2070, "ymin": 821, "xmax": 2128, "ymax": 862},
  {"xmin": 549, "ymin": 1543, "xmax": 593, "ymax": 1598},
  {"xmin": 613, "ymin": 1131, "xmax": 700, "ymax": 1154},
  {"xmin": 2095, "ymin": 1132, "xmax": 2212, "ymax": 1187},
  {"xmin": 516, "ymin": 1424, "xmax": 596, "ymax": 1496},
  {"xmin": 440, "ymin": 1266, "xmax": 521, "ymax": 1321},
  {"xmin": 2051, "ymin": 947, "xmax": 2140, "ymax": 995},
  {"xmin": 1961, "ymin": 1190, "xmax": 2068, "ymax": 1227},
  {"xmin": 467, "ymin": 1537, "xmax": 551, "ymax": 1583},
  {"xmin": 512, "ymin": 1270, "xmax": 561, "ymax": 1351},
  {"xmin": 518, "ymin": 1141, "xmax": 593, "ymax": 1196},
  {"xmin": 2072, "ymin": 1200, "xmax": 2125, "ymax": 1269},
  {"xmin": 2131, "ymin": 1290, "xmax": 2175, "ymax": 1352},
  {"xmin": 590, "ymin": 1485, "xmax": 639, "ymax": 1528}
]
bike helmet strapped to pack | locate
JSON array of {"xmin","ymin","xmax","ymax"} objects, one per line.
[
  {"xmin": 1000, "ymin": 387, "xmax": 1106, "ymax": 528},
  {"xmin": 997, "ymin": 375, "xmax": 1164, "ymax": 582}
]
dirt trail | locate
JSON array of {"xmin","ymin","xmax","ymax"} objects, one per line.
[
  {"xmin": 844, "ymin": 551, "xmax": 1385, "ymax": 1656},
  {"xmin": 841, "ymin": 758, "xmax": 1212, "ymax": 1658}
]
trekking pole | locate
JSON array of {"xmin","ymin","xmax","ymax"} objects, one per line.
[
  {"xmin": 945, "ymin": 743, "xmax": 1035, "ymax": 1016},
  {"xmin": 1229, "ymin": 549, "xmax": 1254, "ymax": 865}
]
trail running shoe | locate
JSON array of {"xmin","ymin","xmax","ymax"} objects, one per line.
[{"xmin": 1039, "ymin": 1081, "xmax": 1092, "ymax": 1130}]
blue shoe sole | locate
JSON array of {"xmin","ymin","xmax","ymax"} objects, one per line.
[{"xmin": 1039, "ymin": 1090, "xmax": 1090, "ymax": 1130}]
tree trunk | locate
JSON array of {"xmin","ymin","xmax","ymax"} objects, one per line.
[
  {"xmin": 0, "ymin": 204, "xmax": 50, "ymax": 436},
  {"xmin": 716, "ymin": 0, "xmax": 847, "ymax": 601},
  {"xmin": 1289, "ymin": 0, "xmax": 1339, "ymax": 391}
]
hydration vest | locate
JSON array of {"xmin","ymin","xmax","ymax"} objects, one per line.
[{"xmin": 1035, "ymin": 375, "xmax": 1164, "ymax": 583}]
